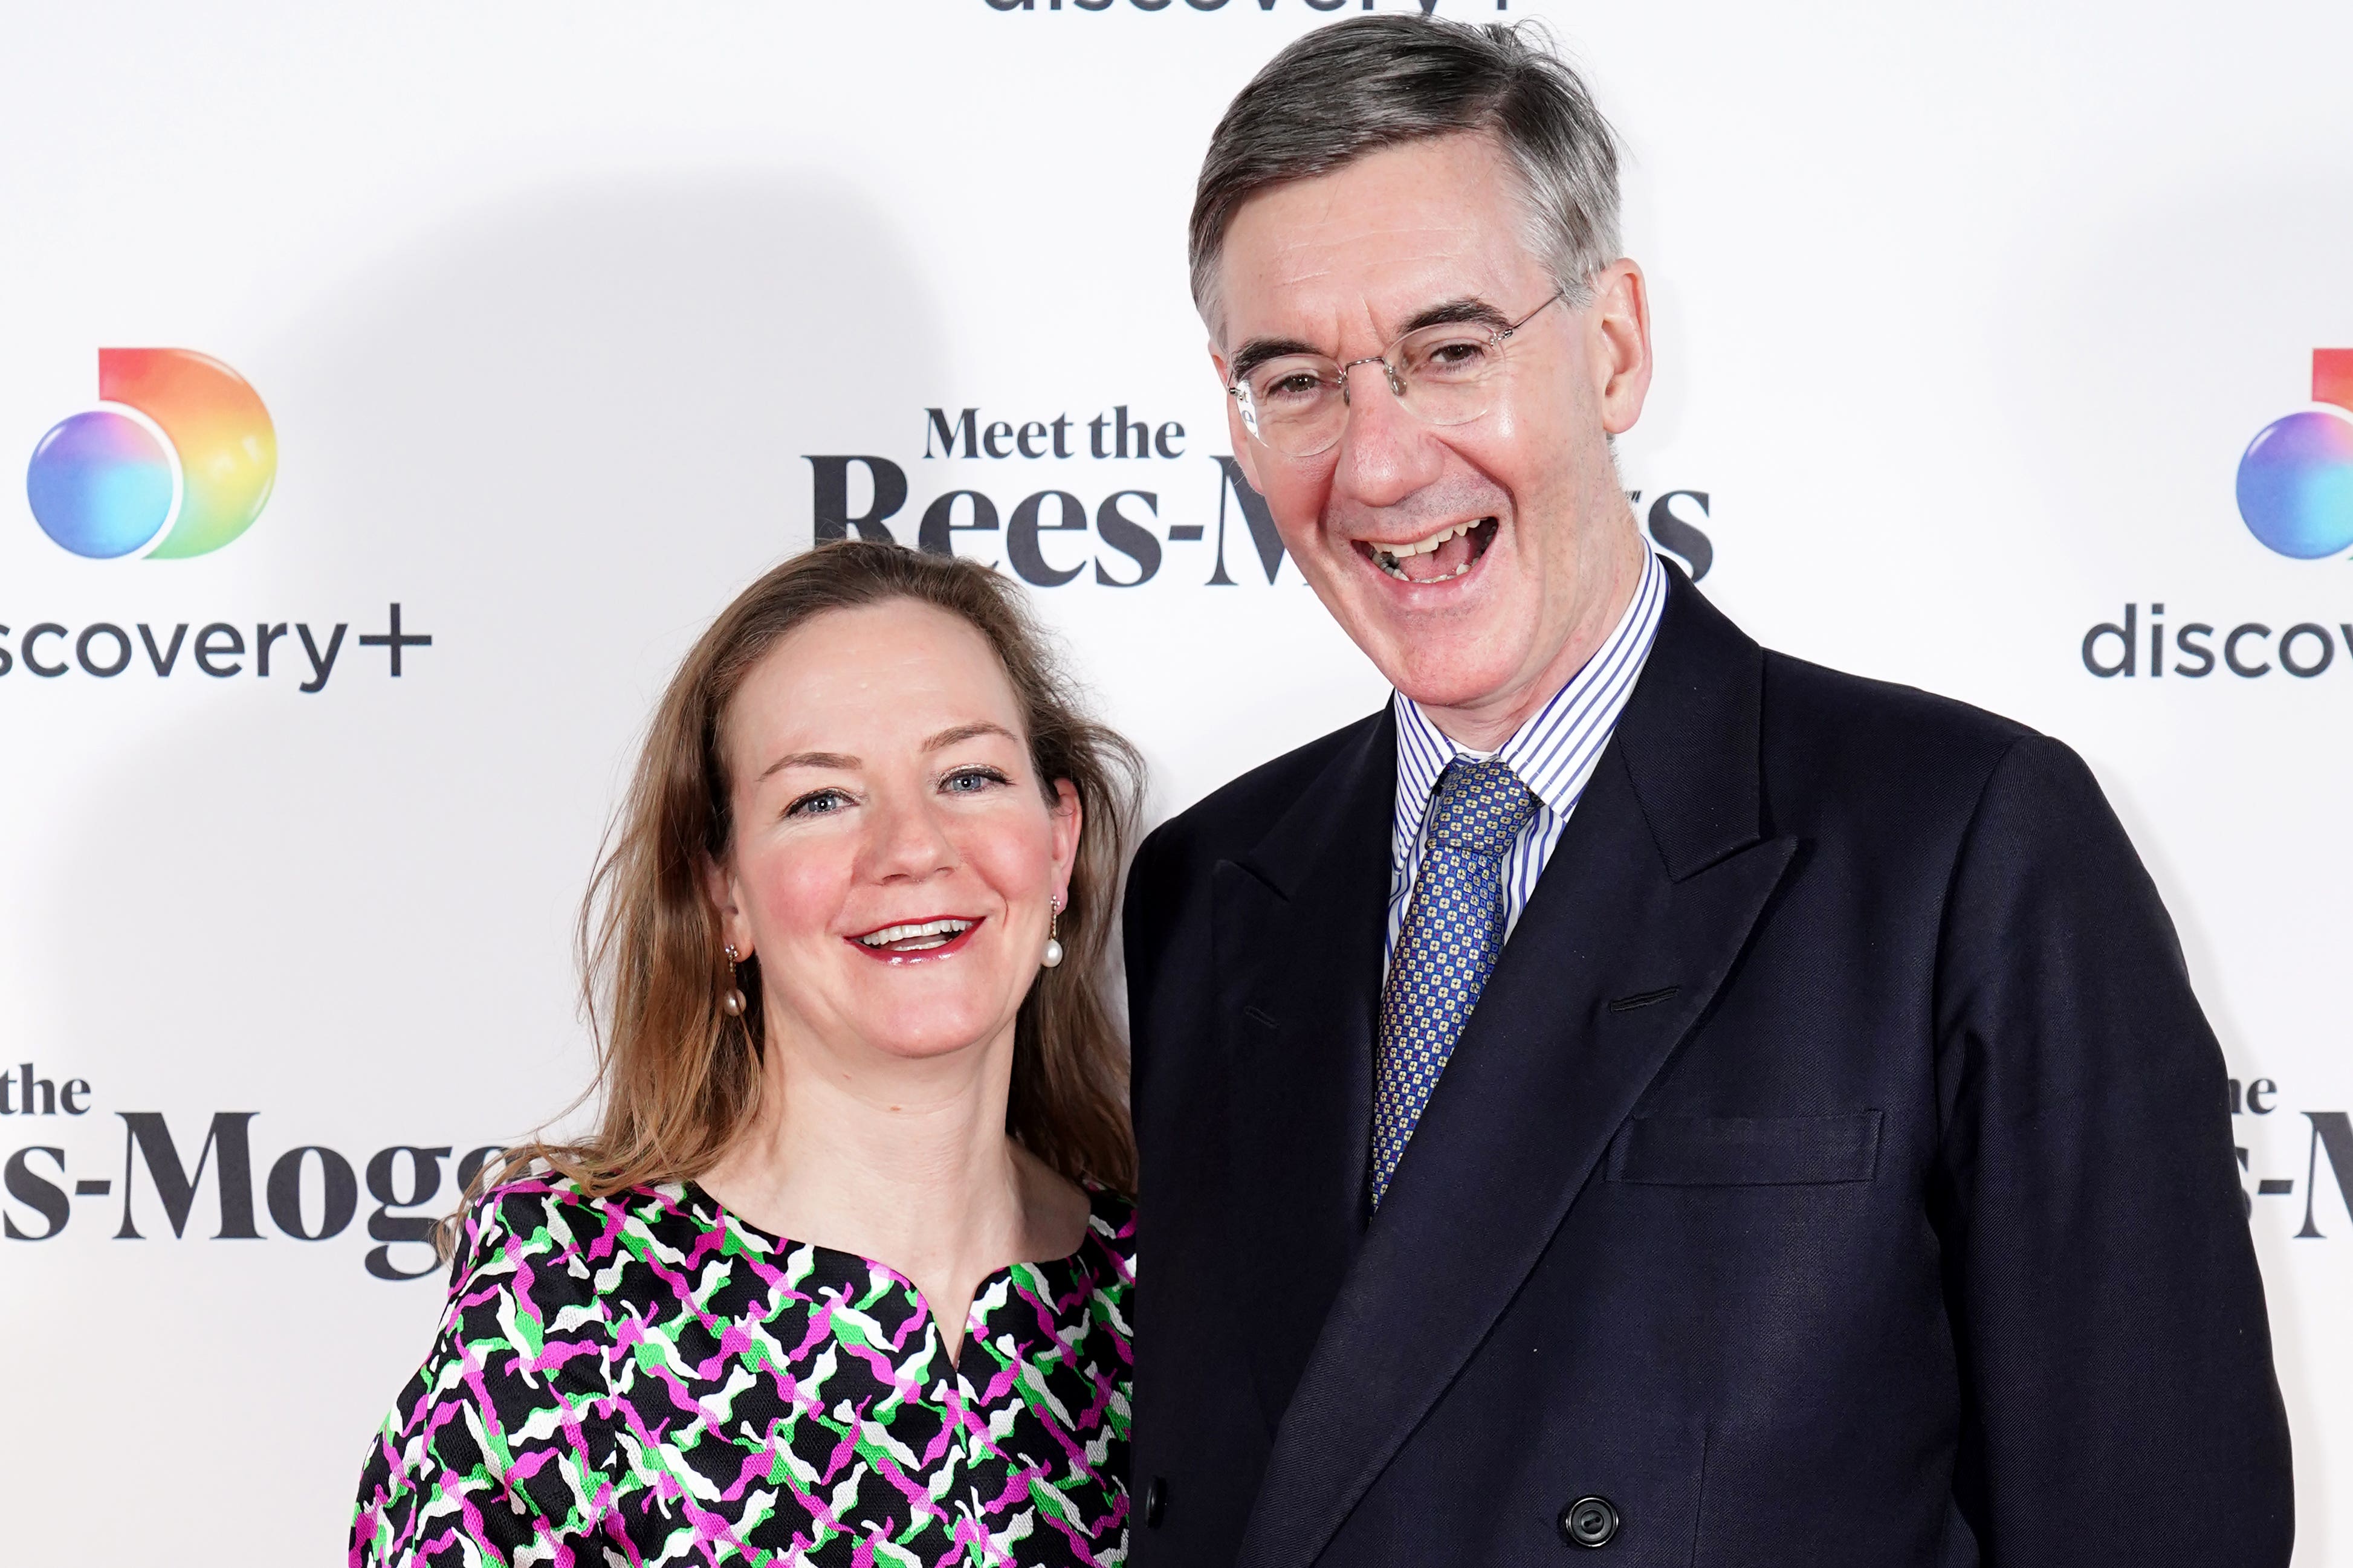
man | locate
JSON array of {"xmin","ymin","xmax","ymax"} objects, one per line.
[{"xmin": 1122, "ymin": 16, "xmax": 2291, "ymax": 1567}]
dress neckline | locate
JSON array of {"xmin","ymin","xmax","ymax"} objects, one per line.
[{"xmin": 675, "ymin": 1178, "xmax": 1128, "ymax": 1360}]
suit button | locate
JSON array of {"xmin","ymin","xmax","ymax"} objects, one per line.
[
  {"xmin": 1145, "ymin": 1476, "xmax": 1167, "ymax": 1528},
  {"xmin": 1559, "ymin": 1495, "xmax": 1619, "ymax": 1549}
]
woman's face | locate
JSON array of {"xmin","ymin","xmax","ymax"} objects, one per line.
[{"xmin": 708, "ymin": 599, "xmax": 1081, "ymax": 1068}]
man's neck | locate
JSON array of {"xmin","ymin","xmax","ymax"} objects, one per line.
[{"xmin": 1416, "ymin": 529, "xmax": 1647, "ymax": 753}]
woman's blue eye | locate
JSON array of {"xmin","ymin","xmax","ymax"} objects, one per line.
[
  {"xmin": 786, "ymin": 789, "xmax": 849, "ymax": 818},
  {"xmin": 944, "ymin": 768, "xmax": 1008, "ymax": 794}
]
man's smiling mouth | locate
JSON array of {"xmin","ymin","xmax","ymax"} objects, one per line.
[{"xmin": 1362, "ymin": 517, "xmax": 1500, "ymax": 583}]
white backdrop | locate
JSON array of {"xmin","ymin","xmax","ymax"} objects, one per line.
[{"xmin": 1, "ymin": 1, "xmax": 2348, "ymax": 1561}]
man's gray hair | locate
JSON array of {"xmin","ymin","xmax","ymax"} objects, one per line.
[{"xmin": 1189, "ymin": 16, "xmax": 1622, "ymax": 341}]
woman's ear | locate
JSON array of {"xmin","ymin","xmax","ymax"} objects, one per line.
[
  {"xmin": 703, "ymin": 853, "xmax": 752, "ymax": 959},
  {"xmin": 1050, "ymin": 779, "xmax": 1084, "ymax": 902}
]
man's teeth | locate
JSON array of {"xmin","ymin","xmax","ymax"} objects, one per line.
[
  {"xmin": 1376, "ymin": 557, "xmax": 1474, "ymax": 582},
  {"xmin": 856, "ymin": 918, "xmax": 973, "ymax": 951},
  {"xmin": 1388, "ymin": 519, "xmax": 1480, "ymax": 559},
  {"xmin": 1371, "ymin": 518, "xmax": 1492, "ymax": 582}
]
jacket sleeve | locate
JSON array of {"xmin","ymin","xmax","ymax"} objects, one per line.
[{"xmin": 1931, "ymin": 734, "xmax": 2293, "ymax": 1565}]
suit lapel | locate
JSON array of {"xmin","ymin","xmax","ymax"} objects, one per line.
[
  {"xmin": 1214, "ymin": 708, "xmax": 1396, "ymax": 1431},
  {"xmin": 1236, "ymin": 571, "xmax": 1796, "ymax": 1567}
]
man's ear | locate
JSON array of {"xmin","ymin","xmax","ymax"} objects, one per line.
[
  {"xmin": 702, "ymin": 853, "xmax": 751, "ymax": 959},
  {"xmin": 1211, "ymin": 342, "xmax": 1269, "ymax": 497},
  {"xmin": 1588, "ymin": 259, "xmax": 1654, "ymax": 436}
]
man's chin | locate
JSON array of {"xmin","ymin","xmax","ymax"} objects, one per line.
[
  {"xmin": 1299, "ymin": 552, "xmax": 1530, "ymax": 711},
  {"xmin": 1362, "ymin": 638, "xmax": 1530, "ymax": 716}
]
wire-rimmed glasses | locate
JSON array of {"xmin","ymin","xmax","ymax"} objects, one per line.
[{"xmin": 1226, "ymin": 290, "xmax": 1565, "ymax": 459}]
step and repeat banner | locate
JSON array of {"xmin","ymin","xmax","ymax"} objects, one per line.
[{"xmin": 2, "ymin": 1, "xmax": 2348, "ymax": 1560}]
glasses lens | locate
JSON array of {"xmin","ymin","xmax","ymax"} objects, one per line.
[
  {"xmin": 1244, "ymin": 357, "xmax": 1344, "ymax": 455},
  {"xmin": 1394, "ymin": 324, "xmax": 1506, "ymax": 427}
]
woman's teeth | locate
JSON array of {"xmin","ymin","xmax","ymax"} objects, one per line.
[
  {"xmin": 1371, "ymin": 518, "xmax": 1494, "ymax": 582},
  {"xmin": 856, "ymin": 918, "xmax": 973, "ymax": 952}
]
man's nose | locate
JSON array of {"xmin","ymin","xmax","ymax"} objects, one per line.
[{"xmin": 1331, "ymin": 361, "xmax": 1443, "ymax": 508}]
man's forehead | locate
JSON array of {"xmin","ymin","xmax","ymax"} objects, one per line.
[{"xmin": 1215, "ymin": 133, "xmax": 1545, "ymax": 343}]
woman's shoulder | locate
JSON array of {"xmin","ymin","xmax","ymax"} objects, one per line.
[{"xmin": 448, "ymin": 1170, "xmax": 717, "ymax": 1289}]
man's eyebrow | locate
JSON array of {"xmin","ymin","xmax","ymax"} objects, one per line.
[
  {"xmin": 925, "ymin": 721, "xmax": 1019, "ymax": 753},
  {"xmin": 1399, "ymin": 296, "xmax": 1514, "ymax": 334},
  {"xmin": 758, "ymin": 749, "xmax": 859, "ymax": 781},
  {"xmin": 1228, "ymin": 337, "xmax": 1322, "ymax": 383}
]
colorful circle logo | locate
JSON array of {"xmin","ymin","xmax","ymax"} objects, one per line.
[
  {"xmin": 25, "ymin": 349, "xmax": 277, "ymax": 560},
  {"xmin": 2236, "ymin": 349, "xmax": 2353, "ymax": 560}
]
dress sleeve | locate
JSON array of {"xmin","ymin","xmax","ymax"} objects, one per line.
[{"xmin": 349, "ymin": 1184, "xmax": 620, "ymax": 1567}]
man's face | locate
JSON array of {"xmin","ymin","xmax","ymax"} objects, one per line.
[{"xmin": 1212, "ymin": 132, "xmax": 1652, "ymax": 735}]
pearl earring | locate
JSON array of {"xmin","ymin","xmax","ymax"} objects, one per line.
[
  {"xmin": 720, "ymin": 943, "xmax": 748, "ymax": 1018},
  {"xmin": 1041, "ymin": 896, "xmax": 1064, "ymax": 970}
]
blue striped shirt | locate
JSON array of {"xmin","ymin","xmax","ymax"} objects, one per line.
[{"xmin": 1385, "ymin": 546, "xmax": 1669, "ymax": 972}]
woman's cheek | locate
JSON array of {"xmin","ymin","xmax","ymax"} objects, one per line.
[
  {"xmin": 960, "ymin": 812, "xmax": 1058, "ymax": 899},
  {"xmin": 748, "ymin": 841, "xmax": 852, "ymax": 946}
]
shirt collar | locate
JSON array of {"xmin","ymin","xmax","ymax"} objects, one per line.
[{"xmin": 1391, "ymin": 546, "xmax": 1668, "ymax": 842}]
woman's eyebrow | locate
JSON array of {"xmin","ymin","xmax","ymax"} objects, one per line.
[
  {"xmin": 756, "ymin": 724, "xmax": 1014, "ymax": 781},
  {"xmin": 924, "ymin": 721, "xmax": 1019, "ymax": 753},
  {"xmin": 758, "ymin": 749, "xmax": 859, "ymax": 781}
]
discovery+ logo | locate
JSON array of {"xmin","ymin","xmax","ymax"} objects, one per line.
[
  {"xmin": 26, "ymin": 349, "xmax": 276, "ymax": 560},
  {"xmin": 9, "ymin": 347, "xmax": 435, "ymax": 691},
  {"xmin": 2237, "ymin": 348, "xmax": 2353, "ymax": 561}
]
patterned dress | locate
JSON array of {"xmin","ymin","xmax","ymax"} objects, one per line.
[{"xmin": 350, "ymin": 1175, "xmax": 1135, "ymax": 1567}]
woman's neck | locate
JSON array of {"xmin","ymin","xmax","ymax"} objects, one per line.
[{"xmin": 696, "ymin": 1019, "xmax": 1087, "ymax": 1362}]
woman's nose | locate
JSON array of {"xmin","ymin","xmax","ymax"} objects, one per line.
[{"xmin": 861, "ymin": 790, "xmax": 960, "ymax": 882}]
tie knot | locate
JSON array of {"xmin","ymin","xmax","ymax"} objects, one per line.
[{"xmin": 1427, "ymin": 757, "xmax": 1537, "ymax": 856}]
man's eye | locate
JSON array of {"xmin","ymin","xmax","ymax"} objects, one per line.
[
  {"xmin": 1257, "ymin": 369, "xmax": 1328, "ymax": 405},
  {"xmin": 785, "ymin": 789, "xmax": 849, "ymax": 818},
  {"xmin": 1418, "ymin": 339, "xmax": 1491, "ymax": 373},
  {"xmin": 943, "ymin": 767, "xmax": 1009, "ymax": 795}
]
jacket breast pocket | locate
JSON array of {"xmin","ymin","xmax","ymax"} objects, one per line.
[{"xmin": 1604, "ymin": 1111, "xmax": 1883, "ymax": 1186}]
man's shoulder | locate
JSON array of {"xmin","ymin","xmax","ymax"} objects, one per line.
[
  {"xmin": 1138, "ymin": 708, "xmax": 1386, "ymax": 872},
  {"xmin": 1756, "ymin": 645, "xmax": 2056, "ymax": 820},
  {"xmin": 1764, "ymin": 647, "xmax": 2031, "ymax": 744}
]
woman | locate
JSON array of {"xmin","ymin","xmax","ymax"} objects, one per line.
[{"xmin": 351, "ymin": 541, "xmax": 1142, "ymax": 1566}]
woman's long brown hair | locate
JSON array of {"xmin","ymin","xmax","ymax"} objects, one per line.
[{"xmin": 453, "ymin": 541, "xmax": 1141, "ymax": 1246}]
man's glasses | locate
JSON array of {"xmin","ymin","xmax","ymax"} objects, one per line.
[{"xmin": 1226, "ymin": 290, "xmax": 1565, "ymax": 459}]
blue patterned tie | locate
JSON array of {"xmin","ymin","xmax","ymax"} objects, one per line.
[{"xmin": 1370, "ymin": 757, "xmax": 1539, "ymax": 1208}]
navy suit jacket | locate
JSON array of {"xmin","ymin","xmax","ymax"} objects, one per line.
[{"xmin": 1121, "ymin": 567, "xmax": 2291, "ymax": 1566}]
